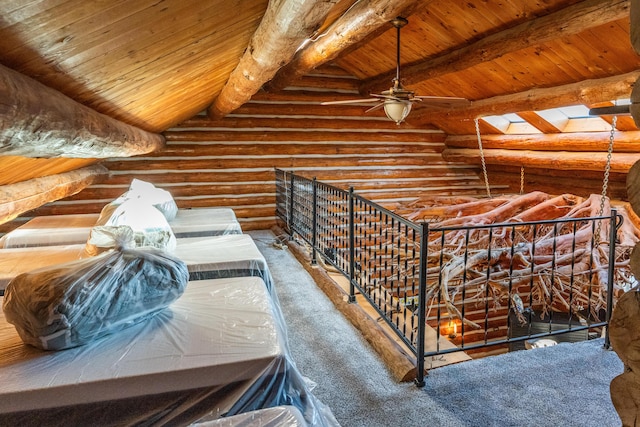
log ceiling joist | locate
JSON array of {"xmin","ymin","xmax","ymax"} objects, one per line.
[
  {"xmin": 0, "ymin": 164, "xmax": 109, "ymax": 225},
  {"xmin": 208, "ymin": 0, "xmax": 340, "ymax": 118},
  {"xmin": 414, "ymin": 70, "xmax": 640, "ymax": 134},
  {"xmin": 264, "ymin": 0, "xmax": 425, "ymax": 92},
  {"xmin": 446, "ymin": 131, "xmax": 640, "ymax": 152},
  {"xmin": 442, "ymin": 147, "xmax": 640, "ymax": 175},
  {"xmin": 361, "ymin": 0, "xmax": 630, "ymax": 96},
  {"xmin": 0, "ymin": 64, "xmax": 164, "ymax": 159}
]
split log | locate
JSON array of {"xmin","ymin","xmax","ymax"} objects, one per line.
[
  {"xmin": 627, "ymin": 159, "xmax": 640, "ymax": 219},
  {"xmin": 265, "ymin": 0, "xmax": 424, "ymax": 91},
  {"xmin": 0, "ymin": 164, "xmax": 109, "ymax": 224},
  {"xmin": 208, "ymin": 0, "xmax": 339, "ymax": 118},
  {"xmin": 414, "ymin": 70, "xmax": 640, "ymax": 132},
  {"xmin": 446, "ymin": 131, "xmax": 640, "ymax": 153},
  {"xmin": 0, "ymin": 64, "xmax": 164, "ymax": 158},
  {"xmin": 609, "ymin": 289, "xmax": 640, "ymax": 427},
  {"xmin": 632, "ymin": 0, "xmax": 640, "ymax": 54},
  {"xmin": 441, "ymin": 147, "xmax": 640, "ymax": 174},
  {"xmin": 362, "ymin": 0, "xmax": 630, "ymax": 94}
]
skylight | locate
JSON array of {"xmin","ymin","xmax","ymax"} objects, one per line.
[{"xmin": 479, "ymin": 101, "xmax": 630, "ymax": 135}]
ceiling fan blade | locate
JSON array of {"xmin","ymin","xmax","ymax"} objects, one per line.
[
  {"xmin": 365, "ymin": 103, "xmax": 385, "ymax": 113},
  {"xmin": 414, "ymin": 96, "xmax": 470, "ymax": 106},
  {"xmin": 320, "ymin": 98, "xmax": 380, "ymax": 105},
  {"xmin": 370, "ymin": 93, "xmax": 400, "ymax": 100}
]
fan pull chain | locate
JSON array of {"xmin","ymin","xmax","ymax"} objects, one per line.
[
  {"xmin": 475, "ymin": 118, "xmax": 492, "ymax": 199},
  {"xmin": 595, "ymin": 115, "xmax": 617, "ymax": 246},
  {"xmin": 520, "ymin": 166, "xmax": 525, "ymax": 195}
]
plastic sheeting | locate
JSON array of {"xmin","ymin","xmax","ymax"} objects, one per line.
[
  {"xmin": 0, "ymin": 208, "xmax": 242, "ymax": 248},
  {"xmin": 0, "ymin": 234, "xmax": 271, "ymax": 294},
  {"xmin": 175, "ymin": 235, "xmax": 272, "ymax": 287},
  {"xmin": 85, "ymin": 199, "xmax": 178, "ymax": 256},
  {"xmin": 0, "ymin": 277, "xmax": 339, "ymax": 427},
  {"xmin": 3, "ymin": 247, "xmax": 188, "ymax": 350},
  {"xmin": 192, "ymin": 406, "xmax": 308, "ymax": 426}
]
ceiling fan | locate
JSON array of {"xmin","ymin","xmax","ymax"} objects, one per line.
[{"xmin": 321, "ymin": 17, "xmax": 468, "ymax": 124}]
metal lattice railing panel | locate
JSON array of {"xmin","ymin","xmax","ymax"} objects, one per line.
[{"xmin": 273, "ymin": 169, "xmax": 621, "ymax": 383}]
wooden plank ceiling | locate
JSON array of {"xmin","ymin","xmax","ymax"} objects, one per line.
[
  {"xmin": 0, "ymin": 0, "xmax": 639, "ymax": 216},
  {"xmin": 2, "ymin": 0, "xmax": 636, "ymax": 134}
]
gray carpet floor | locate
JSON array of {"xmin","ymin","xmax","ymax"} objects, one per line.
[{"xmin": 249, "ymin": 230, "xmax": 624, "ymax": 427}]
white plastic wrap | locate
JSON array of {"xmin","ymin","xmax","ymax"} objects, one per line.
[
  {"xmin": 0, "ymin": 213, "xmax": 99, "ymax": 248},
  {"xmin": 1, "ymin": 208, "xmax": 242, "ymax": 248},
  {"xmin": 0, "ymin": 278, "xmax": 285, "ymax": 424},
  {"xmin": 192, "ymin": 406, "xmax": 309, "ymax": 426},
  {"xmin": 2, "ymin": 245, "xmax": 188, "ymax": 350},
  {"xmin": 0, "ymin": 244, "xmax": 88, "ymax": 291},
  {"xmin": 169, "ymin": 208, "xmax": 242, "ymax": 237},
  {"xmin": 127, "ymin": 178, "xmax": 179, "ymax": 221},
  {"xmin": 85, "ymin": 199, "xmax": 177, "ymax": 256},
  {"xmin": 175, "ymin": 235, "xmax": 273, "ymax": 288},
  {"xmin": 0, "ymin": 234, "xmax": 265, "ymax": 294},
  {"xmin": 0, "ymin": 262, "xmax": 339, "ymax": 427}
]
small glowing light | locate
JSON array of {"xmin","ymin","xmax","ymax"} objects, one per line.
[{"xmin": 383, "ymin": 99, "xmax": 412, "ymax": 124}]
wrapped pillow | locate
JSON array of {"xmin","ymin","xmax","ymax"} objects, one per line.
[
  {"xmin": 128, "ymin": 179, "xmax": 178, "ymax": 221},
  {"xmin": 2, "ymin": 247, "xmax": 188, "ymax": 351},
  {"xmin": 95, "ymin": 191, "xmax": 130, "ymax": 226},
  {"xmin": 85, "ymin": 199, "xmax": 177, "ymax": 256}
]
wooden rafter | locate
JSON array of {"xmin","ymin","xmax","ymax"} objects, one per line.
[
  {"xmin": 414, "ymin": 70, "xmax": 640, "ymax": 133},
  {"xmin": 208, "ymin": 0, "xmax": 339, "ymax": 118},
  {"xmin": 0, "ymin": 64, "xmax": 164, "ymax": 158},
  {"xmin": 265, "ymin": 0, "xmax": 424, "ymax": 91},
  {"xmin": 446, "ymin": 131, "xmax": 640, "ymax": 152},
  {"xmin": 441, "ymin": 147, "xmax": 640, "ymax": 174},
  {"xmin": 361, "ymin": 0, "xmax": 630, "ymax": 95},
  {"xmin": 0, "ymin": 164, "xmax": 109, "ymax": 225}
]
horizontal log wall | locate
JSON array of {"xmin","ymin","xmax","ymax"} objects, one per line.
[{"xmin": 1, "ymin": 68, "xmax": 491, "ymax": 235}]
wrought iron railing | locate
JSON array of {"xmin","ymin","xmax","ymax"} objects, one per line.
[{"xmin": 275, "ymin": 169, "xmax": 622, "ymax": 386}]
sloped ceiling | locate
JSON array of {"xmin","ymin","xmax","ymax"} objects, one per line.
[
  {"xmin": 0, "ymin": 0, "xmax": 638, "ymax": 134},
  {"xmin": 0, "ymin": 0, "xmax": 269, "ymax": 133}
]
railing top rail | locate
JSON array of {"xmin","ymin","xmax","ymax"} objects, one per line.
[
  {"xmin": 277, "ymin": 169, "xmax": 420, "ymax": 232},
  {"xmin": 427, "ymin": 212, "xmax": 618, "ymax": 233}
]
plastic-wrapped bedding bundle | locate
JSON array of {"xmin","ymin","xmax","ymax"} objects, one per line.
[
  {"xmin": 2, "ymin": 241, "xmax": 188, "ymax": 351},
  {"xmin": 85, "ymin": 198, "xmax": 177, "ymax": 257},
  {"xmin": 126, "ymin": 178, "xmax": 179, "ymax": 221}
]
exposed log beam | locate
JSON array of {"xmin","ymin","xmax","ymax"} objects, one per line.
[
  {"xmin": 441, "ymin": 147, "xmax": 640, "ymax": 174},
  {"xmin": 265, "ymin": 0, "xmax": 424, "ymax": 91},
  {"xmin": 446, "ymin": 131, "xmax": 640, "ymax": 152},
  {"xmin": 0, "ymin": 164, "xmax": 109, "ymax": 224},
  {"xmin": 415, "ymin": 70, "xmax": 640, "ymax": 133},
  {"xmin": 632, "ymin": 0, "xmax": 640, "ymax": 54},
  {"xmin": 362, "ymin": 0, "xmax": 630, "ymax": 95},
  {"xmin": 0, "ymin": 64, "xmax": 164, "ymax": 158},
  {"xmin": 207, "ymin": 0, "xmax": 339, "ymax": 118}
]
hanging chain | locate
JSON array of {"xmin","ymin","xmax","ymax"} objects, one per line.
[
  {"xmin": 595, "ymin": 116, "xmax": 617, "ymax": 245},
  {"xmin": 520, "ymin": 165, "xmax": 525, "ymax": 195},
  {"xmin": 475, "ymin": 118, "xmax": 492, "ymax": 198}
]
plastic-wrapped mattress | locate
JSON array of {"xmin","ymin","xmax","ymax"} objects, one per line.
[
  {"xmin": 0, "ymin": 234, "xmax": 268, "ymax": 293},
  {"xmin": 0, "ymin": 277, "xmax": 286, "ymax": 425},
  {"xmin": 0, "ymin": 208, "xmax": 242, "ymax": 248},
  {"xmin": 0, "ymin": 276, "xmax": 339, "ymax": 427}
]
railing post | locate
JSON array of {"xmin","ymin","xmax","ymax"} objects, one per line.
[
  {"xmin": 288, "ymin": 172, "xmax": 294, "ymax": 235},
  {"xmin": 311, "ymin": 177, "xmax": 318, "ymax": 266},
  {"xmin": 604, "ymin": 208, "xmax": 620, "ymax": 349},
  {"xmin": 348, "ymin": 187, "xmax": 356, "ymax": 303},
  {"xmin": 415, "ymin": 222, "xmax": 428, "ymax": 387}
]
